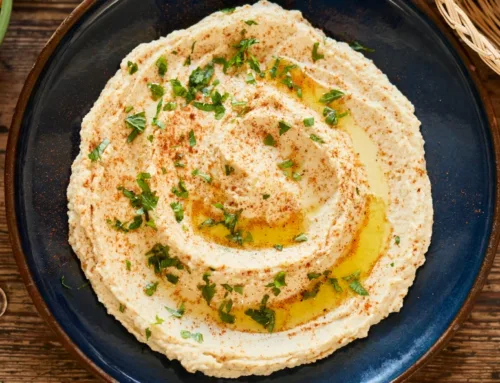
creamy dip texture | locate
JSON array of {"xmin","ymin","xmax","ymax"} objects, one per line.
[{"xmin": 68, "ymin": 1, "xmax": 433, "ymax": 378}]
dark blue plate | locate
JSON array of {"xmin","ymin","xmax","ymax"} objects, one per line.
[{"xmin": 6, "ymin": 0, "xmax": 499, "ymax": 382}]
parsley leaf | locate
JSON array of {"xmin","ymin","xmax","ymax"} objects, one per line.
[
  {"xmin": 172, "ymin": 178, "xmax": 188, "ymax": 199},
  {"xmin": 303, "ymin": 117, "xmax": 314, "ymax": 127},
  {"xmin": 146, "ymin": 243, "xmax": 185, "ymax": 275},
  {"xmin": 323, "ymin": 106, "xmax": 338, "ymax": 126},
  {"xmin": 156, "ymin": 56, "xmax": 168, "ymax": 77},
  {"xmin": 218, "ymin": 299, "xmax": 235, "ymax": 324},
  {"xmin": 307, "ymin": 272, "xmax": 322, "ymax": 280},
  {"xmin": 245, "ymin": 294, "xmax": 275, "ymax": 332},
  {"xmin": 163, "ymin": 102, "xmax": 177, "ymax": 111},
  {"xmin": 264, "ymin": 134, "xmax": 276, "ymax": 146},
  {"xmin": 88, "ymin": 138, "xmax": 110, "ymax": 162},
  {"xmin": 246, "ymin": 73, "xmax": 256, "ymax": 84},
  {"xmin": 269, "ymin": 57, "xmax": 280, "ymax": 79},
  {"xmin": 312, "ymin": 42, "xmax": 325, "ymax": 62},
  {"xmin": 319, "ymin": 89, "xmax": 344, "ymax": 104},
  {"xmin": 147, "ymin": 83, "xmax": 165, "ymax": 101},
  {"xmin": 170, "ymin": 201, "xmax": 184, "ymax": 222},
  {"xmin": 180, "ymin": 330, "xmax": 204, "ymax": 343},
  {"xmin": 349, "ymin": 40, "xmax": 375, "ymax": 52},
  {"xmin": 395, "ymin": 235, "xmax": 400, "ymax": 245},
  {"xmin": 188, "ymin": 129, "xmax": 196, "ymax": 147},
  {"xmin": 262, "ymin": 193, "xmax": 271, "ymax": 200},
  {"xmin": 198, "ymin": 272, "xmax": 216, "ymax": 306},
  {"xmin": 349, "ymin": 280, "xmax": 369, "ymax": 296},
  {"xmin": 310, "ymin": 134, "xmax": 325, "ymax": 143},
  {"xmin": 166, "ymin": 302, "xmax": 185, "ymax": 318},
  {"xmin": 294, "ymin": 233, "xmax": 308, "ymax": 242},
  {"xmin": 274, "ymin": 244, "xmax": 283, "ymax": 251},
  {"xmin": 225, "ymin": 164, "xmax": 235, "ymax": 176},
  {"xmin": 221, "ymin": 7, "xmax": 235, "ymax": 14},
  {"xmin": 152, "ymin": 99, "xmax": 164, "ymax": 129},
  {"xmin": 145, "ymin": 327, "xmax": 152, "ymax": 340},
  {"xmin": 329, "ymin": 277, "xmax": 343, "ymax": 292},
  {"xmin": 60, "ymin": 275, "xmax": 72, "ymax": 290},
  {"xmin": 144, "ymin": 281, "xmax": 159, "ymax": 296},
  {"xmin": 192, "ymin": 169, "xmax": 212, "ymax": 183},
  {"xmin": 302, "ymin": 281, "xmax": 322, "ymax": 300},
  {"xmin": 125, "ymin": 260, "xmax": 131, "ymax": 271},
  {"xmin": 127, "ymin": 61, "xmax": 138, "ymax": 74},
  {"xmin": 278, "ymin": 121, "xmax": 292, "ymax": 135},
  {"xmin": 245, "ymin": 19, "xmax": 258, "ymax": 25},
  {"xmin": 125, "ymin": 112, "xmax": 146, "ymax": 143},
  {"xmin": 278, "ymin": 159, "xmax": 294, "ymax": 169},
  {"xmin": 265, "ymin": 271, "xmax": 286, "ymax": 296}
]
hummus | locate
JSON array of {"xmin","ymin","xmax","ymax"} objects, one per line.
[{"xmin": 68, "ymin": 1, "xmax": 433, "ymax": 378}]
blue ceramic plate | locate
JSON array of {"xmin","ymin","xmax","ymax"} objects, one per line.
[{"xmin": 6, "ymin": 1, "xmax": 499, "ymax": 382}]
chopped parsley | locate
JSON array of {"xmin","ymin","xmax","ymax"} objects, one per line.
[
  {"xmin": 145, "ymin": 327, "xmax": 152, "ymax": 340},
  {"xmin": 156, "ymin": 56, "xmax": 168, "ymax": 77},
  {"xmin": 395, "ymin": 235, "xmax": 401, "ymax": 245},
  {"xmin": 218, "ymin": 38, "xmax": 259, "ymax": 72},
  {"xmin": 274, "ymin": 244, "xmax": 283, "ymax": 251},
  {"xmin": 265, "ymin": 271, "xmax": 286, "ymax": 296},
  {"xmin": 245, "ymin": 294, "xmax": 275, "ymax": 332},
  {"xmin": 302, "ymin": 281, "xmax": 322, "ymax": 300},
  {"xmin": 278, "ymin": 159, "xmax": 294, "ymax": 169},
  {"xmin": 264, "ymin": 134, "xmax": 276, "ymax": 146},
  {"xmin": 147, "ymin": 83, "xmax": 165, "ymax": 101},
  {"xmin": 323, "ymin": 106, "xmax": 339, "ymax": 126},
  {"xmin": 166, "ymin": 302, "xmax": 185, "ymax": 318},
  {"xmin": 172, "ymin": 178, "xmax": 188, "ymax": 199},
  {"xmin": 342, "ymin": 270, "xmax": 369, "ymax": 296},
  {"xmin": 294, "ymin": 233, "xmax": 308, "ymax": 242},
  {"xmin": 88, "ymin": 138, "xmax": 110, "ymax": 162},
  {"xmin": 119, "ymin": 303, "xmax": 126, "ymax": 313},
  {"xmin": 303, "ymin": 117, "xmax": 314, "ymax": 127},
  {"xmin": 349, "ymin": 40, "xmax": 375, "ymax": 52},
  {"xmin": 329, "ymin": 277, "xmax": 343, "ymax": 292},
  {"xmin": 262, "ymin": 193, "xmax": 271, "ymax": 200},
  {"xmin": 180, "ymin": 330, "xmax": 204, "ymax": 343},
  {"xmin": 307, "ymin": 272, "xmax": 322, "ymax": 280},
  {"xmin": 198, "ymin": 272, "xmax": 216, "ymax": 306},
  {"xmin": 278, "ymin": 120, "xmax": 292, "ymax": 136},
  {"xmin": 192, "ymin": 90, "xmax": 228, "ymax": 119},
  {"xmin": 312, "ymin": 42, "xmax": 325, "ymax": 62},
  {"xmin": 220, "ymin": 7, "xmax": 235, "ymax": 14},
  {"xmin": 225, "ymin": 164, "xmax": 235, "ymax": 176},
  {"xmin": 124, "ymin": 105, "xmax": 134, "ymax": 113},
  {"xmin": 310, "ymin": 134, "xmax": 325, "ymax": 144},
  {"xmin": 319, "ymin": 89, "xmax": 345, "ymax": 104},
  {"xmin": 192, "ymin": 169, "xmax": 212, "ymax": 183},
  {"xmin": 144, "ymin": 281, "xmax": 159, "ymax": 296},
  {"xmin": 125, "ymin": 111, "xmax": 146, "ymax": 143},
  {"xmin": 147, "ymin": 135, "xmax": 154, "ymax": 143},
  {"xmin": 244, "ymin": 19, "xmax": 258, "ymax": 25},
  {"xmin": 127, "ymin": 61, "xmax": 138, "ymax": 75},
  {"xmin": 184, "ymin": 55, "xmax": 191, "ymax": 66},
  {"xmin": 166, "ymin": 273, "xmax": 179, "ymax": 284},
  {"xmin": 118, "ymin": 172, "xmax": 158, "ymax": 229},
  {"xmin": 218, "ymin": 299, "xmax": 235, "ymax": 324},
  {"xmin": 163, "ymin": 102, "xmax": 177, "ymax": 111},
  {"xmin": 199, "ymin": 218, "xmax": 217, "ymax": 228},
  {"xmin": 188, "ymin": 129, "xmax": 196, "ymax": 147},
  {"xmin": 125, "ymin": 260, "xmax": 131, "ymax": 271},
  {"xmin": 146, "ymin": 243, "xmax": 185, "ymax": 276},
  {"xmin": 170, "ymin": 79, "xmax": 189, "ymax": 98},
  {"xmin": 170, "ymin": 201, "xmax": 184, "ymax": 222},
  {"xmin": 269, "ymin": 57, "xmax": 280, "ymax": 79},
  {"xmin": 153, "ymin": 314, "xmax": 165, "ymax": 325},
  {"xmin": 60, "ymin": 275, "xmax": 72, "ymax": 289},
  {"xmin": 152, "ymin": 99, "xmax": 165, "ymax": 129},
  {"xmin": 246, "ymin": 73, "xmax": 257, "ymax": 84}
]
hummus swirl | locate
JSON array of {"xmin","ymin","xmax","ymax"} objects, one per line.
[{"xmin": 68, "ymin": 1, "xmax": 433, "ymax": 378}]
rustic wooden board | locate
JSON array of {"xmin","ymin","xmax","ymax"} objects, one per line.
[{"xmin": 0, "ymin": 1, "xmax": 499, "ymax": 382}]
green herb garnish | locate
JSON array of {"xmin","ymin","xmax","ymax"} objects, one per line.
[
  {"xmin": 265, "ymin": 271, "xmax": 286, "ymax": 296},
  {"xmin": 307, "ymin": 272, "xmax": 322, "ymax": 280},
  {"xmin": 147, "ymin": 83, "xmax": 165, "ymax": 100},
  {"xmin": 145, "ymin": 327, "xmax": 152, "ymax": 340},
  {"xmin": 349, "ymin": 40, "xmax": 374, "ymax": 52},
  {"xmin": 262, "ymin": 194, "xmax": 270, "ymax": 200},
  {"xmin": 294, "ymin": 233, "xmax": 308, "ymax": 242},
  {"xmin": 144, "ymin": 281, "xmax": 159, "ymax": 296},
  {"xmin": 146, "ymin": 243, "xmax": 185, "ymax": 276},
  {"xmin": 278, "ymin": 121, "xmax": 292, "ymax": 135},
  {"xmin": 312, "ymin": 42, "xmax": 325, "ymax": 62},
  {"xmin": 125, "ymin": 260, "xmax": 131, "ymax": 271},
  {"xmin": 221, "ymin": 7, "xmax": 235, "ymax": 14},
  {"xmin": 156, "ymin": 56, "xmax": 168, "ymax": 77},
  {"xmin": 198, "ymin": 272, "xmax": 216, "ymax": 306},
  {"xmin": 245, "ymin": 19, "xmax": 258, "ymax": 25},
  {"xmin": 245, "ymin": 294, "xmax": 275, "ymax": 332},
  {"xmin": 166, "ymin": 302, "xmax": 185, "ymax": 318},
  {"xmin": 329, "ymin": 278, "xmax": 343, "ymax": 292},
  {"xmin": 395, "ymin": 235, "xmax": 400, "ymax": 245},
  {"xmin": 278, "ymin": 159, "xmax": 294, "ymax": 169},
  {"xmin": 303, "ymin": 117, "xmax": 314, "ymax": 127},
  {"xmin": 170, "ymin": 202, "xmax": 184, "ymax": 222},
  {"xmin": 274, "ymin": 244, "xmax": 283, "ymax": 251},
  {"xmin": 310, "ymin": 134, "xmax": 325, "ymax": 143},
  {"xmin": 192, "ymin": 169, "xmax": 212, "ymax": 183},
  {"xmin": 172, "ymin": 178, "xmax": 188, "ymax": 199},
  {"xmin": 320, "ymin": 89, "xmax": 344, "ymax": 104},
  {"xmin": 225, "ymin": 164, "xmax": 235, "ymax": 176},
  {"xmin": 264, "ymin": 134, "xmax": 276, "ymax": 146},
  {"xmin": 218, "ymin": 299, "xmax": 235, "ymax": 324},
  {"xmin": 88, "ymin": 138, "xmax": 110, "ymax": 162},
  {"xmin": 127, "ymin": 61, "xmax": 138, "ymax": 74},
  {"xmin": 323, "ymin": 106, "xmax": 338, "ymax": 126},
  {"xmin": 188, "ymin": 129, "xmax": 196, "ymax": 147},
  {"xmin": 125, "ymin": 112, "xmax": 146, "ymax": 142},
  {"xmin": 180, "ymin": 330, "xmax": 204, "ymax": 343},
  {"xmin": 163, "ymin": 102, "xmax": 177, "ymax": 111}
]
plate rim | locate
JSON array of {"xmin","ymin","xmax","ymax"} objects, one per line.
[{"xmin": 5, "ymin": 1, "xmax": 499, "ymax": 382}]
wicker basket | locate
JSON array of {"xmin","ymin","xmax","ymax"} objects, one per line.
[{"xmin": 436, "ymin": 0, "xmax": 500, "ymax": 74}]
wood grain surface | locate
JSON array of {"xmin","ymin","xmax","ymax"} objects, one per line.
[{"xmin": 0, "ymin": 1, "xmax": 499, "ymax": 382}]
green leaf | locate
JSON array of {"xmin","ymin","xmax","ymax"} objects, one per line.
[
  {"xmin": 302, "ymin": 281, "xmax": 322, "ymax": 300},
  {"xmin": 125, "ymin": 112, "xmax": 146, "ymax": 143},
  {"xmin": 395, "ymin": 235, "xmax": 400, "ymax": 245},
  {"xmin": 234, "ymin": 285, "xmax": 244, "ymax": 294},
  {"xmin": 193, "ymin": 102, "xmax": 216, "ymax": 112},
  {"xmin": 184, "ymin": 55, "xmax": 191, "ymax": 66},
  {"xmin": 245, "ymin": 73, "xmax": 256, "ymax": 84},
  {"xmin": 144, "ymin": 282, "xmax": 159, "ymax": 296},
  {"xmin": 147, "ymin": 83, "xmax": 165, "ymax": 101},
  {"xmin": 146, "ymin": 243, "xmax": 185, "ymax": 275},
  {"xmin": 192, "ymin": 169, "xmax": 212, "ymax": 183},
  {"xmin": 180, "ymin": 330, "xmax": 204, "ymax": 343},
  {"xmin": 125, "ymin": 260, "xmax": 131, "ymax": 271},
  {"xmin": 88, "ymin": 138, "xmax": 110, "ymax": 162},
  {"xmin": 189, "ymin": 64, "xmax": 214, "ymax": 90},
  {"xmin": 128, "ymin": 215, "xmax": 143, "ymax": 230},
  {"xmin": 342, "ymin": 270, "xmax": 361, "ymax": 282},
  {"xmin": 319, "ymin": 89, "xmax": 344, "ymax": 104},
  {"xmin": 323, "ymin": 107, "xmax": 338, "ymax": 126},
  {"xmin": 349, "ymin": 280, "xmax": 369, "ymax": 296},
  {"xmin": 154, "ymin": 314, "xmax": 165, "ymax": 325},
  {"xmin": 198, "ymin": 272, "xmax": 216, "ymax": 306},
  {"xmin": 172, "ymin": 178, "xmax": 188, "ymax": 199},
  {"xmin": 310, "ymin": 134, "xmax": 325, "ymax": 144},
  {"xmin": 274, "ymin": 244, "xmax": 283, "ymax": 251},
  {"xmin": 278, "ymin": 159, "xmax": 294, "ymax": 169},
  {"xmin": 278, "ymin": 121, "xmax": 292, "ymax": 136},
  {"xmin": 188, "ymin": 129, "xmax": 196, "ymax": 147},
  {"xmin": 170, "ymin": 202, "xmax": 184, "ymax": 222},
  {"xmin": 220, "ymin": 7, "xmax": 235, "ymax": 14},
  {"xmin": 170, "ymin": 79, "xmax": 188, "ymax": 97},
  {"xmin": 247, "ymin": 54, "xmax": 261, "ymax": 73},
  {"xmin": 264, "ymin": 134, "xmax": 276, "ymax": 146},
  {"xmin": 244, "ymin": 294, "xmax": 275, "ymax": 332},
  {"xmin": 349, "ymin": 40, "xmax": 374, "ymax": 52},
  {"xmin": 218, "ymin": 299, "xmax": 235, "ymax": 324},
  {"xmin": 124, "ymin": 105, "xmax": 134, "ymax": 113},
  {"xmin": 244, "ymin": 19, "xmax": 258, "ymax": 25},
  {"xmin": 145, "ymin": 327, "xmax": 152, "ymax": 340},
  {"xmin": 329, "ymin": 278, "xmax": 343, "ymax": 293},
  {"xmin": 166, "ymin": 302, "xmax": 185, "ymax": 318},
  {"xmin": 269, "ymin": 57, "xmax": 280, "ymax": 79},
  {"xmin": 156, "ymin": 56, "xmax": 168, "ymax": 77},
  {"xmin": 303, "ymin": 117, "xmax": 314, "ymax": 127},
  {"xmin": 294, "ymin": 233, "xmax": 308, "ymax": 242},
  {"xmin": 225, "ymin": 164, "xmax": 235, "ymax": 176},
  {"xmin": 166, "ymin": 273, "xmax": 179, "ymax": 284},
  {"xmin": 199, "ymin": 218, "xmax": 217, "ymax": 228},
  {"xmin": 312, "ymin": 42, "xmax": 325, "ymax": 62},
  {"xmin": 60, "ymin": 275, "xmax": 72, "ymax": 290},
  {"xmin": 262, "ymin": 194, "xmax": 270, "ymax": 200},
  {"xmin": 163, "ymin": 102, "xmax": 177, "ymax": 111},
  {"xmin": 307, "ymin": 272, "xmax": 322, "ymax": 280},
  {"xmin": 127, "ymin": 61, "xmax": 138, "ymax": 74},
  {"xmin": 119, "ymin": 303, "xmax": 126, "ymax": 313}
]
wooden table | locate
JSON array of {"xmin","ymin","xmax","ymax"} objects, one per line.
[{"xmin": 0, "ymin": 1, "xmax": 499, "ymax": 382}]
